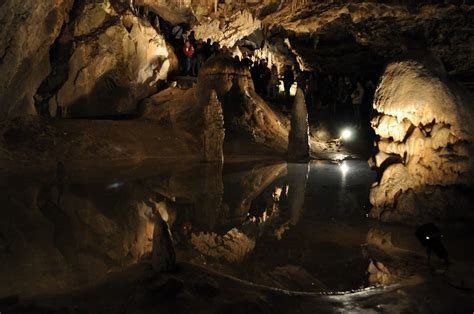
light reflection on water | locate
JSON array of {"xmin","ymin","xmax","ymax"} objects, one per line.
[{"xmin": 0, "ymin": 159, "xmax": 377, "ymax": 297}]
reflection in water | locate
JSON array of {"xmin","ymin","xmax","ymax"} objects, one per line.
[
  {"xmin": 287, "ymin": 163, "xmax": 310, "ymax": 226},
  {"xmin": 0, "ymin": 160, "xmax": 376, "ymax": 297}
]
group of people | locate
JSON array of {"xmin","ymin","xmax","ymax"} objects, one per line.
[
  {"xmin": 244, "ymin": 59, "xmax": 376, "ymax": 127},
  {"xmin": 307, "ymin": 74, "xmax": 376, "ymax": 127},
  {"xmin": 247, "ymin": 59, "xmax": 280, "ymax": 100},
  {"xmin": 169, "ymin": 25, "xmax": 376, "ymax": 127},
  {"xmin": 171, "ymin": 28, "xmax": 234, "ymax": 76}
]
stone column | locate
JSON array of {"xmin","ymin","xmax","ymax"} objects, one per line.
[
  {"xmin": 287, "ymin": 87, "xmax": 310, "ymax": 161},
  {"xmin": 202, "ymin": 89, "xmax": 225, "ymax": 162}
]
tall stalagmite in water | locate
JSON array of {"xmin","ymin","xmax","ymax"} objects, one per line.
[
  {"xmin": 202, "ymin": 89, "xmax": 225, "ymax": 162},
  {"xmin": 287, "ymin": 88, "xmax": 310, "ymax": 161}
]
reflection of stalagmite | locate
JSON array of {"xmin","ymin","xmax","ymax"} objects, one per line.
[
  {"xmin": 287, "ymin": 88, "xmax": 310, "ymax": 161},
  {"xmin": 286, "ymin": 163, "xmax": 310, "ymax": 225},
  {"xmin": 194, "ymin": 162, "xmax": 224, "ymax": 230},
  {"xmin": 191, "ymin": 228, "xmax": 255, "ymax": 262},
  {"xmin": 151, "ymin": 217, "xmax": 176, "ymax": 272},
  {"xmin": 202, "ymin": 89, "xmax": 225, "ymax": 162},
  {"xmin": 225, "ymin": 163, "xmax": 287, "ymax": 218}
]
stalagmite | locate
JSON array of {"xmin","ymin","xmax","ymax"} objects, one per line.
[
  {"xmin": 151, "ymin": 215, "xmax": 176, "ymax": 273},
  {"xmin": 287, "ymin": 88, "xmax": 310, "ymax": 161},
  {"xmin": 202, "ymin": 89, "xmax": 225, "ymax": 162}
]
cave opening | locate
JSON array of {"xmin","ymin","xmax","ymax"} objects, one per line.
[{"xmin": 1, "ymin": 1, "xmax": 474, "ymax": 313}]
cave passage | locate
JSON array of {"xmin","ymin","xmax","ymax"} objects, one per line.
[{"xmin": 1, "ymin": 0, "xmax": 474, "ymax": 313}]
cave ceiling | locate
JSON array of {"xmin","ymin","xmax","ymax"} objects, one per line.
[{"xmin": 138, "ymin": 1, "xmax": 473, "ymax": 82}]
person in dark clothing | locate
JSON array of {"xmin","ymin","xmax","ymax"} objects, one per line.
[
  {"xmin": 204, "ymin": 38, "xmax": 212, "ymax": 59},
  {"xmin": 209, "ymin": 42, "xmax": 220, "ymax": 58},
  {"xmin": 188, "ymin": 30, "xmax": 196, "ymax": 47},
  {"xmin": 241, "ymin": 52, "xmax": 253, "ymax": 68},
  {"xmin": 193, "ymin": 39, "xmax": 206, "ymax": 76},
  {"xmin": 251, "ymin": 61, "xmax": 260, "ymax": 93},
  {"xmin": 267, "ymin": 65, "xmax": 279, "ymax": 100},
  {"xmin": 259, "ymin": 59, "xmax": 271, "ymax": 97},
  {"xmin": 282, "ymin": 65, "xmax": 295, "ymax": 102}
]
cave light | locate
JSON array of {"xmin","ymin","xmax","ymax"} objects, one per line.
[
  {"xmin": 340, "ymin": 162, "xmax": 349, "ymax": 175},
  {"xmin": 341, "ymin": 128, "xmax": 353, "ymax": 141}
]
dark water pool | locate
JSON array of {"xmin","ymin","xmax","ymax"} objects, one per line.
[{"xmin": 0, "ymin": 159, "xmax": 377, "ymax": 297}]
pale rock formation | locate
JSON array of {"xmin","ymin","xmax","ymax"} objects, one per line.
[
  {"xmin": 368, "ymin": 260, "xmax": 395, "ymax": 285},
  {"xmin": 0, "ymin": 0, "xmax": 72, "ymax": 117},
  {"xmin": 369, "ymin": 60, "xmax": 474, "ymax": 223},
  {"xmin": 194, "ymin": 10, "xmax": 262, "ymax": 48},
  {"xmin": 287, "ymin": 88, "xmax": 310, "ymax": 161},
  {"xmin": 202, "ymin": 90, "xmax": 225, "ymax": 162},
  {"xmin": 50, "ymin": 5, "xmax": 173, "ymax": 117}
]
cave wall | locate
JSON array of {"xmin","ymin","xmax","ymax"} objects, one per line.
[
  {"xmin": 46, "ymin": 2, "xmax": 177, "ymax": 118},
  {"xmin": 0, "ymin": 0, "xmax": 73, "ymax": 117},
  {"xmin": 0, "ymin": 0, "xmax": 177, "ymax": 119},
  {"xmin": 369, "ymin": 59, "xmax": 474, "ymax": 224}
]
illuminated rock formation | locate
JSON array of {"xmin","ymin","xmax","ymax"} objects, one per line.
[
  {"xmin": 197, "ymin": 55, "xmax": 289, "ymax": 153},
  {"xmin": 287, "ymin": 88, "xmax": 310, "ymax": 161},
  {"xmin": 0, "ymin": 0, "xmax": 72, "ymax": 116},
  {"xmin": 369, "ymin": 60, "xmax": 474, "ymax": 223},
  {"xmin": 48, "ymin": 5, "xmax": 174, "ymax": 118},
  {"xmin": 202, "ymin": 90, "xmax": 225, "ymax": 162}
]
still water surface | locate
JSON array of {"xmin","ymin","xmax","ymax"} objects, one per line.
[{"xmin": 0, "ymin": 159, "xmax": 376, "ymax": 297}]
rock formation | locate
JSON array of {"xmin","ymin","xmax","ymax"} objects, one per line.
[
  {"xmin": 197, "ymin": 55, "xmax": 289, "ymax": 153},
  {"xmin": 369, "ymin": 59, "xmax": 474, "ymax": 224},
  {"xmin": 202, "ymin": 90, "xmax": 225, "ymax": 162},
  {"xmin": 152, "ymin": 217, "xmax": 176, "ymax": 273},
  {"xmin": 287, "ymin": 88, "xmax": 310, "ymax": 161},
  {"xmin": 1, "ymin": 1, "xmax": 176, "ymax": 118},
  {"xmin": 47, "ymin": 4, "xmax": 174, "ymax": 118},
  {"xmin": 0, "ymin": 0, "xmax": 72, "ymax": 116}
]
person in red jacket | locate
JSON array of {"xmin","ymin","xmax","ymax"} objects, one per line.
[{"xmin": 182, "ymin": 40, "xmax": 195, "ymax": 76}]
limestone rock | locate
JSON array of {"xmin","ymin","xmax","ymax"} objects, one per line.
[
  {"xmin": 202, "ymin": 90, "xmax": 225, "ymax": 162},
  {"xmin": 197, "ymin": 55, "xmax": 289, "ymax": 153},
  {"xmin": 0, "ymin": 0, "xmax": 72, "ymax": 117},
  {"xmin": 194, "ymin": 10, "xmax": 262, "ymax": 48},
  {"xmin": 287, "ymin": 88, "xmax": 310, "ymax": 161},
  {"xmin": 51, "ymin": 8, "xmax": 173, "ymax": 117},
  {"xmin": 369, "ymin": 60, "xmax": 474, "ymax": 224}
]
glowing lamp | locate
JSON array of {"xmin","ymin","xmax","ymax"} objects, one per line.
[{"xmin": 341, "ymin": 128, "xmax": 352, "ymax": 141}]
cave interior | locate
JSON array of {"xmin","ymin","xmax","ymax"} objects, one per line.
[{"xmin": 0, "ymin": 0, "xmax": 473, "ymax": 313}]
